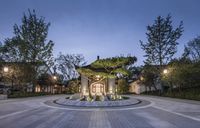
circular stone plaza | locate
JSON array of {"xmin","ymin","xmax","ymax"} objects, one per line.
[
  {"xmin": 45, "ymin": 95, "xmax": 151, "ymax": 110},
  {"xmin": 0, "ymin": 95, "xmax": 200, "ymax": 128}
]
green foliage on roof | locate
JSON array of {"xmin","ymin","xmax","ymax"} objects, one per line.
[
  {"xmin": 77, "ymin": 68, "xmax": 116, "ymax": 78},
  {"xmin": 91, "ymin": 56, "xmax": 137, "ymax": 69},
  {"xmin": 77, "ymin": 56, "xmax": 137, "ymax": 79},
  {"xmin": 112, "ymin": 68, "xmax": 130, "ymax": 76}
]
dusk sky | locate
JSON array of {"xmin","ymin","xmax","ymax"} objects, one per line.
[{"xmin": 0, "ymin": 0, "xmax": 200, "ymax": 65}]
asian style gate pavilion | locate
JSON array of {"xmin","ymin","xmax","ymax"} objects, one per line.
[{"xmin": 77, "ymin": 56, "xmax": 137, "ymax": 96}]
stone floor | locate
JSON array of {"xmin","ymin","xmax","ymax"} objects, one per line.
[{"xmin": 0, "ymin": 95, "xmax": 200, "ymax": 128}]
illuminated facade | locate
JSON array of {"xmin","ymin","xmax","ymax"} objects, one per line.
[
  {"xmin": 77, "ymin": 56, "xmax": 136, "ymax": 96},
  {"xmin": 80, "ymin": 74, "xmax": 116, "ymax": 96}
]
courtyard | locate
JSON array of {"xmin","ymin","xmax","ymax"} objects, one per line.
[
  {"xmin": 0, "ymin": 0, "xmax": 200, "ymax": 128},
  {"xmin": 0, "ymin": 95, "xmax": 200, "ymax": 128}
]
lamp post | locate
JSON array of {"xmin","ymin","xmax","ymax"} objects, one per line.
[
  {"xmin": 52, "ymin": 75, "xmax": 57, "ymax": 94},
  {"xmin": 3, "ymin": 66, "xmax": 14, "ymax": 90},
  {"xmin": 2, "ymin": 67, "xmax": 9, "ymax": 95},
  {"xmin": 161, "ymin": 68, "xmax": 168, "ymax": 93},
  {"xmin": 163, "ymin": 68, "xmax": 173, "ymax": 92},
  {"xmin": 164, "ymin": 68, "xmax": 174, "ymax": 91},
  {"xmin": 140, "ymin": 76, "xmax": 144, "ymax": 81},
  {"xmin": 159, "ymin": 68, "xmax": 168, "ymax": 95}
]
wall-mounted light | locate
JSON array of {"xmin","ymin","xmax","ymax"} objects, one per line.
[{"xmin": 96, "ymin": 75, "xmax": 100, "ymax": 80}]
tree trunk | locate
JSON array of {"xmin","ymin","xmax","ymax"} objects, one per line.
[{"xmin": 153, "ymin": 84, "xmax": 158, "ymax": 91}]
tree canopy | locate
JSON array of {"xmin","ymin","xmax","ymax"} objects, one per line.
[
  {"xmin": 56, "ymin": 53, "xmax": 86, "ymax": 80},
  {"xmin": 140, "ymin": 14, "xmax": 183, "ymax": 66},
  {"xmin": 183, "ymin": 36, "xmax": 200, "ymax": 62},
  {"xmin": 1, "ymin": 9, "xmax": 54, "ymax": 67}
]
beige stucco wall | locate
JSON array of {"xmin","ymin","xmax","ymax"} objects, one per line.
[{"xmin": 129, "ymin": 81, "xmax": 162, "ymax": 94}]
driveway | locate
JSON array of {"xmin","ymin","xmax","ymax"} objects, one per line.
[{"xmin": 0, "ymin": 95, "xmax": 200, "ymax": 128}]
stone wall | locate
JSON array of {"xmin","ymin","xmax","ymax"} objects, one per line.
[
  {"xmin": 108, "ymin": 78, "xmax": 115, "ymax": 94},
  {"xmin": 81, "ymin": 75, "xmax": 89, "ymax": 95}
]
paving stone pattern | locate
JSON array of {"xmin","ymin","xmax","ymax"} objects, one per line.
[{"xmin": 0, "ymin": 95, "xmax": 200, "ymax": 128}]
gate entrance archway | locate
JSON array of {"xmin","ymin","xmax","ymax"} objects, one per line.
[{"xmin": 90, "ymin": 83, "xmax": 105, "ymax": 96}]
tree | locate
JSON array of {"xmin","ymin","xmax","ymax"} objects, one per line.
[
  {"xmin": 140, "ymin": 14, "xmax": 183, "ymax": 66},
  {"xmin": 1, "ymin": 38, "xmax": 22, "ymax": 61},
  {"xmin": 14, "ymin": 10, "xmax": 54, "ymax": 64},
  {"xmin": 66, "ymin": 78, "xmax": 80, "ymax": 94},
  {"xmin": 183, "ymin": 36, "xmax": 200, "ymax": 62},
  {"xmin": 163, "ymin": 58, "xmax": 200, "ymax": 91},
  {"xmin": 0, "ymin": 42, "xmax": 3, "ymax": 61},
  {"xmin": 56, "ymin": 53, "xmax": 86, "ymax": 80},
  {"xmin": 117, "ymin": 78, "xmax": 129, "ymax": 94},
  {"xmin": 0, "ymin": 62, "xmax": 37, "ymax": 91},
  {"xmin": 37, "ymin": 73, "xmax": 53, "ymax": 92},
  {"xmin": 126, "ymin": 66, "xmax": 142, "ymax": 80},
  {"xmin": 140, "ymin": 65, "xmax": 159, "ymax": 91},
  {"xmin": 2, "ymin": 10, "xmax": 54, "ymax": 65},
  {"xmin": 140, "ymin": 15, "xmax": 183, "ymax": 93},
  {"xmin": 1, "ymin": 10, "xmax": 54, "ymax": 90}
]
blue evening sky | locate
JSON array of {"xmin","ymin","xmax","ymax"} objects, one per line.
[{"xmin": 0, "ymin": 0, "xmax": 200, "ymax": 65}]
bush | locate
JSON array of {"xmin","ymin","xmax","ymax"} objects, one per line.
[
  {"xmin": 65, "ymin": 80, "xmax": 80, "ymax": 94},
  {"xmin": 117, "ymin": 79, "xmax": 129, "ymax": 94},
  {"xmin": 95, "ymin": 95, "xmax": 101, "ymax": 101},
  {"xmin": 142, "ymin": 86, "xmax": 200, "ymax": 101},
  {"xmin": 164, "ymin": 87, "xmax": 200, "ymax": 100},
  {"xmin": 122, "ymin": 96, "xmax": 130, "ymax": 100}
]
